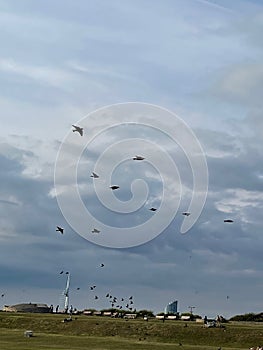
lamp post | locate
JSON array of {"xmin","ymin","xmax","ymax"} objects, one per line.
[{"xmin": 188, "ymin": 306, "xmax": 195, "ymax": 315}]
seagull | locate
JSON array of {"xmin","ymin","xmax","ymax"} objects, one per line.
[
  {"xmin": 182, "ymin": 212, "xmax": 191, "ymax": 216},
  {"xmin": 149, "ymin": 207, "xmax": 157, "ymax": 211},
  {"xmin": 72, "ymin": 125, "xmax": 83, "ymax": 136},
  {"xmin": 100, "ymin": 263, "xmax": 104, "ymax": 267},
  {"xmin": 56, "ymin": 226, "xmax": 64, "ymax": 234},
  {"xmin": 110, "ymin": 185, "xmax": 119, "ymax": 190},
  {"xmin": 90, "ymin": 172, "xmax": 99, "ymax": 178},
  {"xmin": 224, "ymin": 219, "xmax": 234, "ymax": 223},
  {"xmin": 133, "ymin": 155, "xmax": 145, "ymax": 161},
  {"xmin": 92, "ymin": 228, "xmax": 100, "ymax": 234}
]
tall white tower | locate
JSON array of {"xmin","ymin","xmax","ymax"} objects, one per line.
[
  {"xmin": 60, "ymin": 272, "xmax": 70, "ymax": 313},
  {"xmin": 64, "ymin": 272, "xmax": 70, "ymax": 312}
]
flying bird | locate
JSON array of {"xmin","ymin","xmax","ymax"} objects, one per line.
[
  {"xmin": 100, "ymin": 263, "xmax": 104, "ymax": 267},
  {"xmin": 106, "ymin": 294, "xmax": 109, "ymax": 298},
  {"xmin": 92, "ymin": 228, "xmax": 100, "ymax": 234},
  {"xmin": 65, "ymin": 272, "xmax": 69, "ymax": 274},
  {"xmin": 72, "ymin": 125, "xmax": 83, "ymax": 136},
  {"xmin": 110, "ymin": 185, "xmax": 119, "ymax": 190},
  {"xmin": 133, "ymin": 155, "xmax": 145, "ymax": 161},
  {"xmin": 95, "ymin": 296, "xmax": 98, "ymax": 300},
  {"xmin": 129, "ymin": 296, "xmax": 133, "ymax": 300},
  {"xmin": 59, "ymin": 271, "xmax": 64, "ymax": 274},
  {"xmin": 182, "ymin": 212, "xmax": 191, "ymax": 216},
  {"xmin": 90, "ymin": 172, "xmax": 99, "ymax": 178},
  {"xmin": 224, "ymin": 219, "xmax": 234, "ymax": 223},
  {"xmin": 1, "ymin": 294, "xmax": 5, "ymax": 297},
  {"xmin": 56, "ymin": 226, "xmax": 64, "ymax": 234},
  {"xmin": 149, "ymin": 207, "xmax": 157, "ymax": 211},
  {"xmin": 76, "ymin": 287, "xmax": 80, "ymax": 290}
]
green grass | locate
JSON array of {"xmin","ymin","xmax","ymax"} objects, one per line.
[{"xmin": 0, "ymin": 312, "xmax": 262, "ymax": 350}]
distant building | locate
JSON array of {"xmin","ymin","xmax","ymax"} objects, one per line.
[
  {"xmin": 181, "ymin": 315, "xmax": 191, "ymax": 320},
  {"xmin": 123, "ymin": 313, "xmax": 137, "ymax": 319},
  {"xmin": 83, "ymin": 310, "xmax": 93, "ymax": 316},
  {"xmin": 156, "ymin": 315, "xmax": 165, "ymax": 320},
  {"xmin": 165, "ymin": 300, "xmax": 178, "ymax": 315},
  {"xmin": 167, "ymin": 315, "xmax": 178, "ymax": 320},
  {"xmin": 3, "ymin": 303, "xmax": 51, "ymax": 313},
  {"xmin": 103, "ymin": 312, "xmax": 112, "ymax": 317}
]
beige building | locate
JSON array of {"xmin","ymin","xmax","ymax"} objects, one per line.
[{"xmin": 3, "ymin": 303, "xmax": 51, "ymax": 313}]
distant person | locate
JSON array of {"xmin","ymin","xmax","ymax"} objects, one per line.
[
  {"xmin": 50, "ymin": 304, "xmax": 53, "ymax": 313},
  {"xmin": 204, "ymin": 316, "xmax": 207, "ymax": 324},
  {"xmin": 69, "ymin": 305, "xmax": 73, "ymax": 315},
  {"xmin": 56, "ymin": 305, "xmax": 59, "ymax": 313}
]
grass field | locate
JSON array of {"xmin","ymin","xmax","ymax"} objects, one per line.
[{"xmin": 0, "ymin": 312, "xmax": 262, "ymax": 350}]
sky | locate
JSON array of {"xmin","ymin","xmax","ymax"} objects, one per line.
[{"xmin": 0, "ymin": 0, "xmax": 263, "ymax": 319}]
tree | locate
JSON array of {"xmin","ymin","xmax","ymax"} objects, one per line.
[
  {"xmin": 230, "ymin": 313, "xmax": 263, "ymax": 322},
  {"xmin": 136, "ymin": 309, "xmax": 155, "ymax": 317}
]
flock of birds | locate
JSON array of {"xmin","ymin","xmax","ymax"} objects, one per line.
[
  {"xmin": 56, "ymin": 125, "xmax": 234, "ymax": 237},
  {"xmin": 53, "ymin": 124, "xmax": 235, "ymax": 309},
  {"xmin": 0, "ymin": 123, "xmax": 235, "ymax": 308}
]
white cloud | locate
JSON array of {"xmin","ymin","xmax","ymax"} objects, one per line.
[
  {"xmin": 215, "ymin": 62, "xmax": 263, "ymax": 106},
  {"xmin": 0, "ymin": 58, "xmax": 76, "ymax": 88}
]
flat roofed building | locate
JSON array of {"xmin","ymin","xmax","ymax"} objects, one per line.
[{"xmin": 3, "ymin": 303, "xmax": 51, "ymax": 313}]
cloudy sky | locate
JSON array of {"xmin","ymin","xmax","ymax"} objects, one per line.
[{"xmin": 1, "ymin": 0, "xmax": 263, "ymax": 319}]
